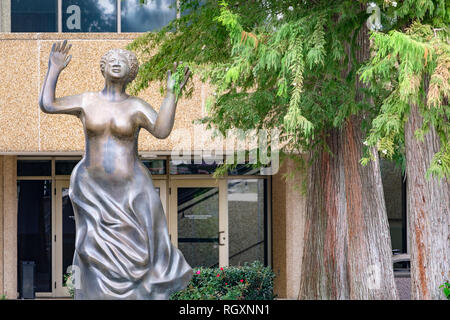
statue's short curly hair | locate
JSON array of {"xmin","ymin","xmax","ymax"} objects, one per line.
[{"xmin": 100, "ymin": 48, "xmax": 139, "ymax": 84}]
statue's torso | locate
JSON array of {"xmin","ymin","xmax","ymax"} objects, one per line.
[{"xmin": 77, "ymin": 92, "xmax": 147, "ymax": 181}]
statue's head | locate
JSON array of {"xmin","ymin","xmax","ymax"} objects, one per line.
[{"xmin": 100, "ymin": 49, "xmax": 139, "ymax": 84}]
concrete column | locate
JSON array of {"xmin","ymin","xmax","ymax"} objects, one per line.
[
  {"xmin": 272, "ymin": 165, "xmax": 287, "ymax": 297},
  {"xmin": 271, "ymin": 155, "xmax": 307, "ymax": 299},
  {"xmin": 1, "ymin": 156, "xmax": 17, "ymax": 299},
  {"xmin": 0, "ymin": 0, "xmax": 11, "ymax": 32}
]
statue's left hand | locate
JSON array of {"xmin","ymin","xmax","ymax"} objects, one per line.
[{"xmin": 167, "ymin": 62, "xmax": 191, "ymax": 93}]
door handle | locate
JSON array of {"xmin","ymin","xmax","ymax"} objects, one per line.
[{"xmin": 218, "ymin": 231, "xmax": 226, "ymax": 246}]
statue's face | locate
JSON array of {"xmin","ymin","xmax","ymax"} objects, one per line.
[{"xmin": 103, "ymin": 52, "xmax": 130, "ymax": 82}]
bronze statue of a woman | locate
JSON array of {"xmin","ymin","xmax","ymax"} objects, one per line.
[{"xmin": 39, "ymin": 40, "xmax": 193, "ymax": 299}]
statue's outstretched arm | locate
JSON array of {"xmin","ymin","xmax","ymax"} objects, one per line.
[
  {"xmin": 39, "ymin": 40, "xmax": 83, "ymax": 116},
  {"xmin": 138, "ymin": 62, "xmax": 191, "ymax": 139}
]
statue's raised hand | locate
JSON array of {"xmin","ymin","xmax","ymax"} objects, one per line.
[
  {"xmin": 167, "ymin": 61, "xmax": 191, "ymax": 96},
  {"xmin": 49, "ymin": 40, "xmax": 72, "ymax": 72}
]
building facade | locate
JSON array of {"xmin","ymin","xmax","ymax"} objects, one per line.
[{"xmin": 0, "ymin": 0, "xmax": 407, "ymax": 299}]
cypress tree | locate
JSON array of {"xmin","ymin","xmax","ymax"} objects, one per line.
[{"xmin": 129, "ymin": 0, "xmax": 448, "ymax": 299}]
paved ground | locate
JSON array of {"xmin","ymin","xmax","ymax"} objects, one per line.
[{"xmin": 395, "ymin": 277, "xmax": 411, "ymax": 300}]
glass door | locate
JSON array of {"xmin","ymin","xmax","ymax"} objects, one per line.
[
  {"xmin": 153, "ymin": 179, "xmax": 168, "ymax": 216},
  {"xmin": 169, "ymin": 180, "xmax": 228, "ymax": 268},
  {"xmin": 17, "ymin": 179, "xmax": 53, "ymax": 296},
  {"xmin": 55, "ymin": 180, "xmax": 75, "ymax": 297}
]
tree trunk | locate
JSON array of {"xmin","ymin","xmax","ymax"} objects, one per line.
[
  {"xmin": 298, "ymin": 15, "xmax": 398, "ymax": 300},
  {"xmin": 298, "ymin": 119, "xmax": 398, "ymax": 299},
  {"xmin": 405, "ymin": 102, "xmax": 450, "ymax": 300}
]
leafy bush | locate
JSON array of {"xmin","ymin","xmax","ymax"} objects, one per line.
[
  {"xmin": 64, "ymin": 273, "xmax": 75, "ymax": 298},
  {"xmin": 170, "ymin": 261, "xmax": 276, "ymax": 300},
  {"xmin": 440, "ymin": 282, "xmax": 450, "ymax": 300}
]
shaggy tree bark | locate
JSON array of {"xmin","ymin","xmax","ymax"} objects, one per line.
[
  {"xmin": 298, "ymin": 21, "xmax": 398, "ymax": 300},
  {"xmin": 298, "ymin": 121, "xmax": 398, "ymax": 299},
  {"xmin": 405, "ymin": 102, "xmax": 450, "ymax": 300}
]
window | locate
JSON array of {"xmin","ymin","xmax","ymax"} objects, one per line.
[
  {"xmin": 228, "ymin": 164, "xmax": 265, "ymax": 176},
  {"xmin": 170, "ymin": 159, "xmax": 220, "ymax": 175},
  {"xmin": 121, "ymin": 0, "xmax": 177, "ymax": 32},
  {"xmin": 10, "ymin": 0, "xmax": 179, "ymax": 33},
  {"xmin": 55, "ymin": 160, "xmax": 80, "ymax": 175},
  {"xmin": 142, "ymin": 159, "xmax": 167, "ymax": 175},
  {"xmin": 62, "ymin": 0, "xmax": 117, "ymax": 32},
  {"xmin": 11, "ymin": 0, "xmax": 58, "ymax": 32},
  {"xmin": 17, "ymin": 160, "xmax": 52, "ymax": 176}
]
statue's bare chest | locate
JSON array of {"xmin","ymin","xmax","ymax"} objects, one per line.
[{"xmin": 82, "ymin": 96, "xmax": 139, "ymax": 137}]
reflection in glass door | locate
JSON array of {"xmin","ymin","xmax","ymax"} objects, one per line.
[
  {"xmin": 17, "ymin": 180, "xmax": 53, "ymax": 294},
  {"xmin": 178, "ymin": 187, "xmax": 219, "ymax": 267},
  {"xmin": 62, "ymin": 187, "xmax": 75, "ymax": 290},
  {"xmin": 228, "ymin": 179, "xmax": 266, "ymax": 266},
  {"xmin": 153, "ymin": 180, "xmax": 167, "ymax": 217},
  {"xmin": 170, "ymin": 180, "xmax": 228, "ymax": 268},
  {"xmin": 55, "ymin": 181, "xmax": 75, "ymax": 296}
]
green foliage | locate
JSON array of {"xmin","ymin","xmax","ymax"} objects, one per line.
[
  {"xmin": 439, "ymin": 281, "xmax": 450, "ymax": 299},
  {"xmin": 129, "ymin": 0, "xmax": 449, "ymax": 178},
  {"xmin": 360, "ymin": 20, "xmax": 450, "ymax": 178},
  {"xmin": 204, "ymin": 1, "xmax": 375, "ymax": 155},
  {"xmin": 0, "ymin": 294, "xmax": 6, "ymax": 300},
  {"xmin": 63, "ymin": 261, "xmax": 274, "ymax": 300},
  {"xmin": 128, "ymin": 0, "xmax": 370, "ymax": 157},
  {"xmin": 126, "ymin": 0, "xmax": 241, "ymax": 95},
  {"xmin": 393, "ymin": 0, "xmax": 449, "ymax": 22},
  {"xmin": 170, "ymin": 261, "xmax": 276, "ymax": 300},
  {"xmin": 172, "ymin": 62, "xmax": 190, "ymax": 100},
  {"xmin": 64, "ymin": 272, "xmax": 75, "ymax": 299}
]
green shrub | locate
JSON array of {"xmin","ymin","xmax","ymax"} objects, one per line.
[
  {"xmin": 64, "ymin": 273, "xmax": 75, "ymax": 299},
  {"xmin": 170, "ymin": 261, "xmax": 276, "ymax": 300},
  {"xmin": 440, "ymin": 282, "xmax": 450, "ymax": 300}
]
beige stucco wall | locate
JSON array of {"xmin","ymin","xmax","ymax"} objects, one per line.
[
  {"xmin": 0, "ymin": 33, "xmax": 215, "ymax": 154},
  {"xmin": 272, "ymin": 156, "xmax": 306, "ymax": 299}
]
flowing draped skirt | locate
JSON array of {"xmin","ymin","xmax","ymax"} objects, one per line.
[{"xmin": 69, "ymin": 161, "xmax": 192, "ymax": 299}]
